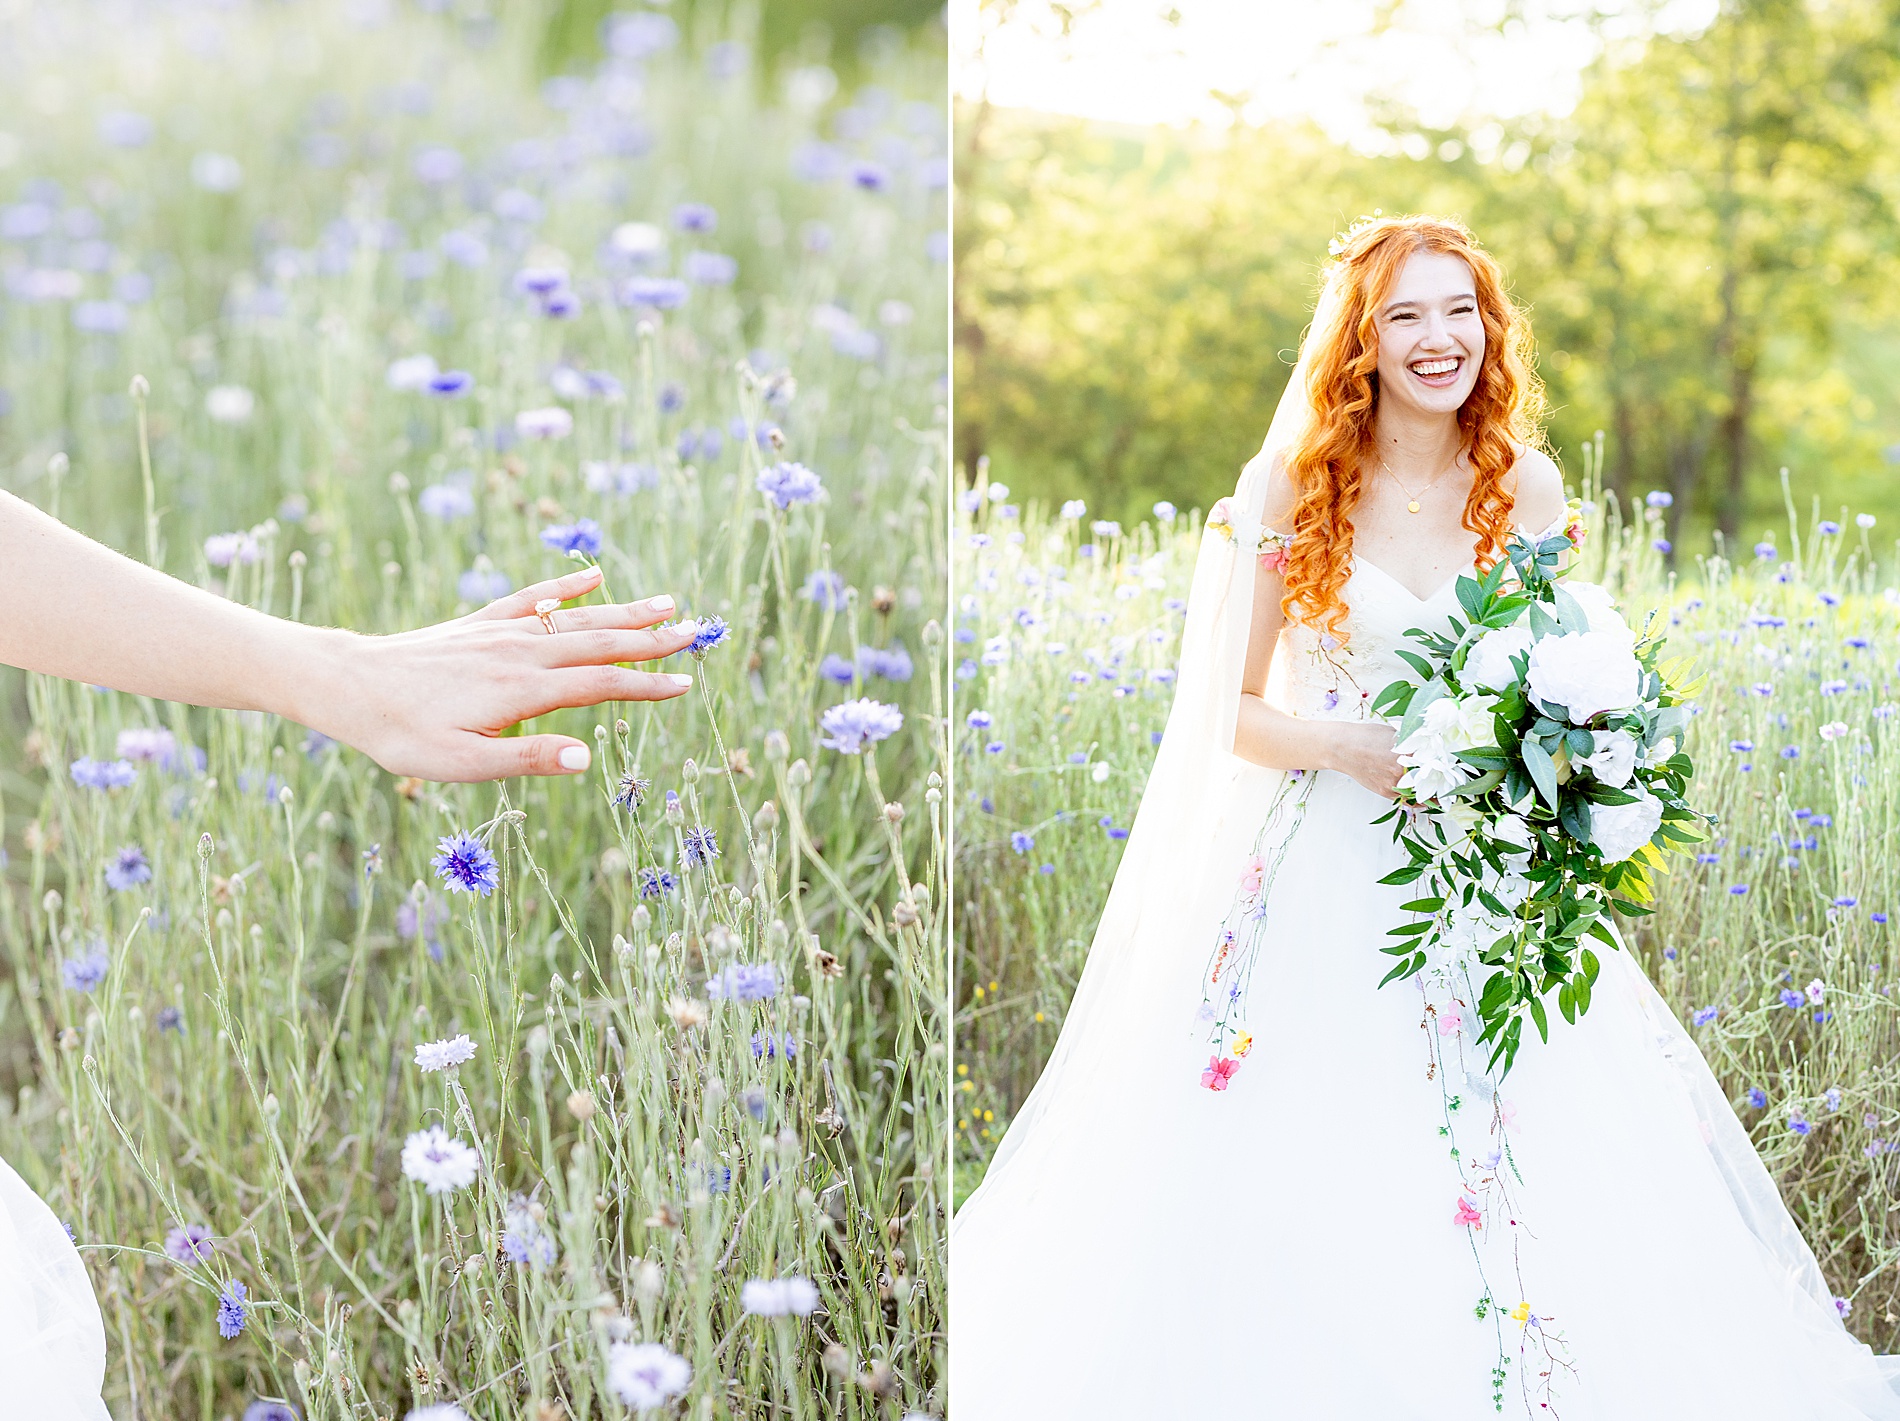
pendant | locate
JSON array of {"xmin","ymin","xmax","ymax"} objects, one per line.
[{"xmin": 1407, "ymin": 500, "xmax": 1421, "ymax": 513}]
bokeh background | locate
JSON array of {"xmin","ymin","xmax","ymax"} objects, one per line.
[{"xmin": 955, "ymin": 0, "xmax": 1900, "ymax": 547}]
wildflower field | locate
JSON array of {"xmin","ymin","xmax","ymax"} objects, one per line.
[
  {"xmin": 0, "ymin": 4, "xmax": 947, "ymax": 1419},
  {"xmin": 955, "ymin": 449, "xmax": 1900, "ymax": 1349}
]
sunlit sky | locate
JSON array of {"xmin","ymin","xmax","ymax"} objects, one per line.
[{"xmin": 954, "ymin": 0, "xmax": 1719, "ymax": 146}]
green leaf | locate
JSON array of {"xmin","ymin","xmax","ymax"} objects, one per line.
[
  {"xmin": 1527, "ymin": 993, "xmax": 1549, "ymax": 1043},
  {"xmin": 1521, "ymin": 737, "xmax": 1560, "ymax": 812},
  {"xmin": 1399, "ymin": 896, "xmax": 1445, "ymax": 914},
  {"xmin": 1558, "ymin": 983, "xmax": 1577, "ymax": 1024}
]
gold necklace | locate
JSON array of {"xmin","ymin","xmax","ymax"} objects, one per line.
[{"xmin": 1379, "ymin": 454, "xmax": 1457, "ymax": 514}]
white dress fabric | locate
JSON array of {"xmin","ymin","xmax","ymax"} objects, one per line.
[
  {"xmin": 0, "ymin": 1158, "xmax": 109, "ymax": 1420},
  {"xmin": 952, "ymin": 524, "xmax": 1900, "ymax": 1417}
]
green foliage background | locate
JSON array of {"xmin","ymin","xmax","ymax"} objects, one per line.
[{"xmin": 956, "ymin": 0, "xmax": 1900, "ymax": 547}]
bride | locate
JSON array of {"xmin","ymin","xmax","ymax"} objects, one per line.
[
  {"xmin": 950, "ymin": 214, "xmax": 1900, "ymax": 1418},
  {"xmin": 0, "ymin": 491, "xmax": 698, "ymax": 1419}
]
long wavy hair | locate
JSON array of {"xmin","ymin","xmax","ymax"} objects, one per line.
[{"xmin": 1277, "ymin": 214, "xmax": 1548, "ymax": 644}]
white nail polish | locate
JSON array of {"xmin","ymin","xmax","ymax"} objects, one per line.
[
  {"xmin": 671, "ymin": 674, "xmax": 694, "ymax": 688},
  {"xmin": 648, "ymin": 594, "xmax": 676, "ymax": 612},
  {"xmin": 674, "ymin": 618, "xmax": 700, "ymax": 638},
  {"xmin": 558, "ymin": 745, "xmax": 590, "ymax": 771}
]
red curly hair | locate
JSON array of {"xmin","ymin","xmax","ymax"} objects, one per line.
[{"xmin": 1277, "ymin": 214, "xmax": 1548, "ymax": 645}]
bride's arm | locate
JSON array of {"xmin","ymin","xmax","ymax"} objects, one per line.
[
  {"xmin": 1231, "ymin": 466, "xmax": 1403, "ymax": 798},
  {"xmin": 0, "ymin": 490, "xmax": 696, "ymax": 782}
]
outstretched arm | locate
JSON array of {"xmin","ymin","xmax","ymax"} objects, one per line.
[{"xmin": 0, "ymin": 490, "xmax": 695, "ymax": 781}]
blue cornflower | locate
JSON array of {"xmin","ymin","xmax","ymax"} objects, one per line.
[
  {"xmin": 156, "ymin": 1005, "xmax": 184, "ymax": 1033},
  {"xmin": 1010, "ymin": 831, "xmax": 1034, "ymax": 854},
  {"xmin": 684, "ymin": 251, "xmax": 737, "ymax": 285},
  {"xmin": 819, "ymin": 654, "xmax": 856, "ymax": 684},
  {"xmin": 1835, "ymin": 896, "xmax": 1859, "ymax": 908},
  {"xmin": 1692, "ymin": 1006, "xmax": 1718, "ymax": 1026},
  {"xmin": 638, "ymin": 867, "xmax": 677, "ymax": 898},
  {"xmin": 1747, "ymin": 1086, "xmax": 1768, "ymax": 1109},
  {"xmin": 362, "ymin": 843, "xmax": 383, "ymax": 878},
  {"xmin": 426, "ymin": 370, "xmax": 474, "ymax": 398},
  {"xmin": 71, "ymin": 756, "xmax": 137, "ymax": 790},
  {"xmin": 1730, "ymin": 740, "xmax": 1753, "ymax": 753},
  {"xmin": 1729, "ymin": 884, "xmax": 1749, "ymax": 895},
  {"xmin": 682, "ymin": 826, "xmax": 720, "ymax": 868},
  {"xmin": 673, "ymin": 202, "xmax": 717, "ymax": 232},
  {"xmin": 432, "ymin": 833, "xmax": 499, "ymax": 897},
  {"xmin": 105, "ymin": 844, "xmax": 151, "ymax": 891},
  {"xmin": 242, "ymin": 1402, "xmax": 298, "ymax": 1421},
  {"xmin": 62, "ymin": 942, "xmax": 110, "ymax": 993},
  {"xmin": 1696, "ymin": 853, "xmax": 1720, "ymax": 865},
  {"xmin": 803, "ymin": 569, "xmax": 849, "ymax": 611},
  {"xmin": 688, "ymin": 616, "xmax": 729, "ymax": 656},
  {"xmin": 1826, "ymin": 1087, "xmax": 1843, "ymax": 1112},
  {"xmin": 706, "ymin": 963, "xmax": 780, "ymax": 1001},
  {"xmin": 614, "ymin": 773, "xmax": 651, "ymax": 812},
  {"xmin": 459, "ymin": 568, "xmax": 512, "ymax": 602},
  {"xmin": 1790, "ymin": 1117, "xmax": 1813, "ymax": 1136},
  {"xmin": 1781, "ymin": 746, "xmax": 1800, "ymax": 760},
  {"xmin": 1646, "ymin": 490, "xmax": 1673, "ymax": 508},
  {"xmin": 818, "ymin": 699, "xmax": 903, "ymax": 754},
  {"xmin": 755, "ymin": 461, "xmax": 823, "ymax": 510},
  {"xmin": 1652, "ymin": 538, "xmax": 1672, "ymax": 554},
  {"xmin": 1875, "ymin": 912, "xmax": 1890, "ymax": 925},
  {"xmin": 540, "ymin": 520, "xmax": 602, "ymax": 556},
  {"xmin": 418, "ymin": 483, "xmax": 475, "ymax": 520},
  {"xmin": 164, "ymin": 1223, "xmax": 215, "ymax": 1264},
  {"xmin": 1815, "ymin": 1010, "xmax": 1833, "ymax": 1024},
  {"xmin": 966, "ymin": 710, "xmax": 993, "ymax": 730},
  {"xmin": 857, "ymin": 645, "xmax": 914, "ymax": 682},
  {"xmin": 1108, "ymin": 827, "xmax": 1129, "ymax": 841},
  {"xmin": 1755, "ymin": 541, "xmax": 1777, "ymax": 559},
  {"xmin": 1820, "ymin": 520, "xmax": 1842, "ymax": 536},
  {"xmin": 217, "ymin": 1280, "xmax": 248, "ymax": 1338},
  {"xmin": 750, "ymin": 1030, "xmax": 796, "ymax": 1059},
  {"xmin": 620, "ymin": 277, "xmax": 688, "ymax": 309},
  {"xmin": 1780, "ymin": 988, "xmax": 1804, "ymax": 1009}
]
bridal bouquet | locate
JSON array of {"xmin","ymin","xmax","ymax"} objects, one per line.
[{"xmin": 1372, "ymin": 506, "xmax": 1712, "ymax": 1076}]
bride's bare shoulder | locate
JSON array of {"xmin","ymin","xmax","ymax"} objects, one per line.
[{"xmin": 1506, "ymin": 442, "xmax": 1566, "ymax": 530}]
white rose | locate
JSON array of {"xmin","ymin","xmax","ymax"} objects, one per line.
[
  {"xmin": 1463, "ymin": 624, "xmax": 1534, "ymax": 693},
  {"xmin": 1526, "ymin": 631, "xmax": 1644, "ymax": 724},
  {"xmin": 1590, "ymin": 787, "xmax": 1664, "ymax": 863},
  {"xmin": 1411, "ymin": 693, "xmax": 1497, "ymax": 752},
  {"xmin": 1491, "ymin": 813, "xmax": 1534, "ymax": 852},
  {"xmin": 1564, "ymin": 581, "xmax": 1635, "ymax": 643},
  {"xmin": 1397, "ymin": 747, "xmax": 1472, "ymax": 801},
  {"xmin": 1577, "ymin": 729, "xmax": 1639, "ymax": 788},
  {"xmin": 1641, "ymin": 735, "xmax": 1677, "ymax": 768}
]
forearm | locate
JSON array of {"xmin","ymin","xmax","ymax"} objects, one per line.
[
  {"xmin": 0, "ymin": 489, "xmax": 336, "ymax": 719},
  {"xmin": 1232, "ymin": 690, "xmax": 1345, "ymax": 773}
]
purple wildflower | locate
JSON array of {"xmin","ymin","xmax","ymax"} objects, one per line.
[
  {"xmin": 431, "ymin": 833, "xmax": 499, "ymax": 896},
  {"xmin": 688, "ymin": 616, "xmax": 729, "ymax": 656},
  {"xmin": 755, "ymin": 461, "xmax": 823, "ymax": 509},
  {"xmin": 164, "ymin": 1223, "xmax": 215, "ymax": 1264},
  {"xmin": 540, "ymin": 520, "xmax": 602, "ymax": 556},
  {"xmin": 638, "ymin": 867, "xmax": 677, "ymax": 898},
  {"xmin": 62, "ymin": 942, "xmax": 110, "ymax": 993},
  {"xmin": 217, "ymin": 1280, "xmax": 248, "ymax": 1338},
  {"xmin": 818, "ymin": 698, "xmax": 903, "ymax": 754},
  {"xmin": 682, "ymin": 827, "xmax": 720, "ymax": 868},
  {"xmin": 71, "ymin": 756, "xmax": 137, "ymax": 790},
  {"xmin": 706, "ymin": 963, "xmax": 780, "ymax": 1001},
  {"xmin": 105, "ymin": 844, "xmax": 152, "ymax": 890}
]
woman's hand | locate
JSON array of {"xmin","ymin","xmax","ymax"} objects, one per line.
[
  {"xmin": 294, "ymin": 565, "xmax": 698, "ymax": 782},
  {"xmin": 1328, "ymin": 721, "xmax": 1405, "ymax": 799}
]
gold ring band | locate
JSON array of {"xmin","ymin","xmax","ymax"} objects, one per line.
[{"xmin": 534, "ymin": 598, "xmax": 561, "ymax": 634}]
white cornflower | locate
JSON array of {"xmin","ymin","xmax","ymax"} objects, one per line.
[
  {"xmin": 414, "ymin": 1034, "xmax": 477, "ymax": 1072},
  {"xmin": 406, "ymin": 1406, "xmax": 471, "ymax": 1421},
  {"xmin": 607, "ymin": 1341, "xmax": 692, "ymax": 1410},
  {"xmin": 515, "ymin": 406, "xmax": 574, "ymax": 440},
  {"xmin": 741, "ymin": 1276, "xmax": 821, "ymax": 1317},
  {"xmin": 400, "ymin": 1126, "xmax": 480, "ymax": 1195}
]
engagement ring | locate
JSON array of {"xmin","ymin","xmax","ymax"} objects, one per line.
[{"xmin": 534, "ymin": 598, "xmax": 561, "ymax": 634}]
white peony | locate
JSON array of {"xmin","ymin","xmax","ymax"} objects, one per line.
[
  {"xmin": 1526, "ymin": 631, "xmax": 1643, "ymax": 724},
  {"xmin": 1641, "ymin": 735, "xmax": 1677, "ymax": 768},
  {"xmin": 1463, "ymin": 624, "xmax": 1534, "ymax": 693},
  {"xmin": 1564, "ymin": 581, "xmax": 1635, "ymax": 643},
  {"xmin": 1398, "ymin": 746, "xmax": 1472, "ymax": 801},
  {"xmin": 1576, "ymin": 729, "xmax": 1639, "ymax": 788},
  {"xmin": 1590, "ymin": 787, "xmax": 1664, "ymax": 863}
]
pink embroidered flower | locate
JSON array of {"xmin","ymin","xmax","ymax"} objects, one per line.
[
  {"xmin": 1454, "ymin": 1196, "xmax": 1483, "ymax": 1228},
  {"xmin": 1200, "ymin": 1055, "xmax": 1240, "ymax": 1091},
  {"xmin": 1436, "ymin": 1002, "xmax": 1464, "ymax": 1037},
  {"xmin": 1206, "ymin": 499, "xmax": 1236, "ymax": 540},
  {"xmin": 1499, "ymin": 1098, "xmax": 1519, "ymax": 1129},
  {"xmin": 1238, "ymin": 853, "xmax": 1267, "ymax": 896}
]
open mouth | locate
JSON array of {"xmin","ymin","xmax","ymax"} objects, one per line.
[{"xmin": 1408, "ymin": 356, "xmax": 1463, "ymax": 387}]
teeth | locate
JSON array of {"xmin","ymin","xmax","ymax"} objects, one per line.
[{"xmin": 1412, "ymin": 359, "xmax": 1459, "ymax": 375}]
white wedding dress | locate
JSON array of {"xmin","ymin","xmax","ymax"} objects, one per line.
[
  {"xmin": 951, "ymin": 494, "xmax": 1900, "ymax": 1416},
  {"xmin": 0, "ymin": 1158, "xmax": 109, "ymax": 1419}
]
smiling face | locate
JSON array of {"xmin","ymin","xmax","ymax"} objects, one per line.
[{"xmin": 1371, "ymin": 248, "xmax": 1486, "ymax": 417}]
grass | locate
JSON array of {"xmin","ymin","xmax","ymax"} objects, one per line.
[
  {"xmin": 0, "ymin": 4, "xmax": 947, "ymax": 1419},
  {"xmin": 955, "ymin": 448, "xmax": 1900, "ymax": 1345}
]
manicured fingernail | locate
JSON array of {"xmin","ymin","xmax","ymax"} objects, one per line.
[
  {"xmin": 647, "ymin": 594, "xmax": 675, "ymax": 612},
  {"xmin": 673, "ymin": 618, "xmax": 700, "ymax": 638},
  {"xmin": 558, "ymin": 745, "xmax": 590, "ymax": 771},
  {"xmin": 670, "ymin": 674, "xmax": 694, "ymax": 688}
]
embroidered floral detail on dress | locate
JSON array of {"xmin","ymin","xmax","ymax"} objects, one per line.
[
  {"xmin": 1206, "ymin": 501, "xmax": 1296, "ymax": 571},
  {"xmin": 1191, "ymin": 773, "xmax": 1316, "ymax": 1083}
]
